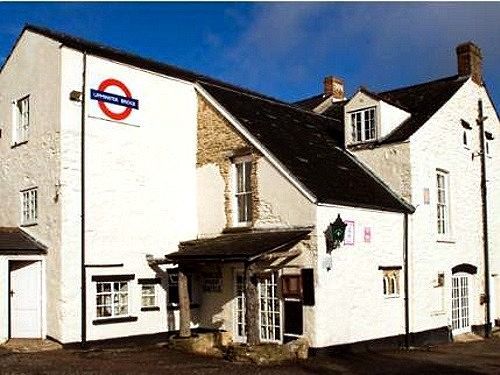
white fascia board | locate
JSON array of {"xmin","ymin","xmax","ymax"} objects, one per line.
[{"xmin": 195, "ymin": 83, "xmax": 317, "ymax": 204}]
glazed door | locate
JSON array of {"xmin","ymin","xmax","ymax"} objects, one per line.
[{"xmin": 451, "ymin": 274, "xmax": 471, "ymax": 334}]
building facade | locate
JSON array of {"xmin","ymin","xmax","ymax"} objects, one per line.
[{"xmin": 0, "ymin": 26, "xmax": 498, "ymax": 351}]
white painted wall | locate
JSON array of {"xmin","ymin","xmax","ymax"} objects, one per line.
[
  {"xmin": 255, "ymin": 158, "xmax": 315, "ymax": 228},
  {"xmin": 379, "ymin": 101, "xmax": 411, "ymax": 138},
  {"xmin": 78, "ymin": 55, "xmax": 199, "ymax": 341},
  {"xmin": 0, "ymin": 31, "xmax": 62, "ymax": 342},
  {"xmin": 314, "ymin": 205, "xmax": 406, "ymax": 348},
  {"xmin": 407, "ymin": 78, "xmax": 499, "ymax": 334}
]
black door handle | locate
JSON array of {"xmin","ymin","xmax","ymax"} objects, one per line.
[{"xmin": 9, "ymin": 290, "xmax": 14, "ymax": 297}]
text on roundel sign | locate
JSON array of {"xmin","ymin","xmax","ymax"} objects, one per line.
[{"xmin": 90, "ymin": 78, "xmax": 139, "ymax": 121}]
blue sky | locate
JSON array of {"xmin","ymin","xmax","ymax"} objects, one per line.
[{"xmin": 0, "ymin": 2, "xmax": 499, "ymax": 106}]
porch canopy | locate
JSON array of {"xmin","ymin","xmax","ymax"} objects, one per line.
[
  {"xmin": 165, "ymin": 227, "xmax": 312, "ymax": 344},
  {"xmin": 0, "ymin": 227, "xmax": 47, "ymax": 255},
  {"xmin": 166, "ymin": 227, "xmax": 312, "ymax": 264}
]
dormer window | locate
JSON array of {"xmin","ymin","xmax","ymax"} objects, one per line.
[{"xmin": 351, "ymin": 107, "xmax": 376, "ymax": 143}]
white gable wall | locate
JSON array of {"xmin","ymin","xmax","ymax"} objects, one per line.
[
  {"xmin": 408, "ymin": 78, "xmax": 499, "ymax": 334},
  {"xmin": 0, "ymin": 31, "xmax": 62, "ymax": 343}
]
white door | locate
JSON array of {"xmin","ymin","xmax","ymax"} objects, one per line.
[
  {"xmin": 10, "ymin": 260, "xmax": 42, "ymax": 338},
  {"xmin": 451, "ymin": 274, "xmax": 471, "ymax": 335}
]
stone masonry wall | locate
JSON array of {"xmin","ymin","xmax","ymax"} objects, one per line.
[{"xmin": 197, "ymin": 94, "xmax": 261, "ymax": 228}]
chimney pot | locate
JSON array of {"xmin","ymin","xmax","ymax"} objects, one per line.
[
  {"xmin": 456, "ymin": 42, "xmax": 483, "ymax": 85},
  {"xmin": 323, "ymin": 76, "xmax": 344, "ymax": 100}
]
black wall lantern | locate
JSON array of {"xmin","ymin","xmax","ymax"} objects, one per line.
[{"xmin": 324, "ymin": 214, "xmax": 347, "ymax": 254}]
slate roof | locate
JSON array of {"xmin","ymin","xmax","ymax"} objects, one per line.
[
  {"xmin": 0, "ymin": 227, "xmax": 47, "ymax": 254},
  {"xmin": 6, "ymin": 25, "xmax": 285, "ymax": 103},
  {"xmin": 376, "ymin": 75, "xmax": 469, "ymax": 143},
  {"xmin": 321, "ymin": 75, "xmax": 469, "ymax": 145},
  {"xmin": 200, "ymin": 82, "xmax": 414, "ymax": 213},
  {"xmin": 167, "ymin": 228, "xmax": 311, "ymax": 262},
  {"xmin": 13, "ymin": 24, "xmax": 413, "ymax": 213},
  {"xmin": 293, "ymin": 94, "xmax": 329, "ymax": 111}
]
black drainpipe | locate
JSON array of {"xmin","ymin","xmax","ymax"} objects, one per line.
[
  {"xmin": 477, "ymin": 99, "xmax": 491, "ymax": 338},
  {"xmin": 403, "ymin": 213, "xmax": 410, "ymax": 349},
  {"xmin": 80, "ymin": 51, "xmax": 87, "ymax": 348}
]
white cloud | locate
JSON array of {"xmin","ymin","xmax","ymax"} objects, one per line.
[{"xmin": 217, "ymin": 3, "xmax": 500, "ymax": 102}]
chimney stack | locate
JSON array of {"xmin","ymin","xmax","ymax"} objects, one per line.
[
  {"xmin": 456, "ymin": 42, "xmax": 483, "ymax": 85},
  {"xmin": 323, "ymin": 76, "xmax": 344, "ymax": 100}
]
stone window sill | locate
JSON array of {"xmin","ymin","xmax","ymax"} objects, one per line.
[
  {"xmin": 141, "ymin": 306, "xmax": 160, "ymax": 312},
  {"xmin": 92, "ymin": 316, "xmax": 138, "ymax": 325},
  {"xmin": 11, "ymin": 141, "xmax": 28, "ymax": 149},
  {"xmin": 437, "ymin": 238, "xmax": 455, "ymax": 244},
  {"xmin": 20, "ymin": 222, "xmax": 38, "ymax": 228}
]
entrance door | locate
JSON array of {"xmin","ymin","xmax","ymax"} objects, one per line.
[
  {"xmin": 451, "ymin": 274, "xmax": 471, "ymax": 334},
  {"xmin": 233, "ymin": 271, "xmax": 282, "ymax": 343},
  {"xmin": 258, "ymin": 272, "xmax": 282, "ymax": 343},
  {"xmin": 10, "ymin": 260, "xmax": 42, "ymax": 338}
]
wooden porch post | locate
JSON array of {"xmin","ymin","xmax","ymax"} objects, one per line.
[
  {"xmin": 244, "ymin": 263, "xmax": 260, "ymax": 346},
  {"xmin": 178, "ymin": 267, "xmax": 191, "ymax": 338}
]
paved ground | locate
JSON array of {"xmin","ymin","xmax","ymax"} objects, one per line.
[{"xmin": 1, "ymin": 337, "xmax": 500, "ymax": 374}]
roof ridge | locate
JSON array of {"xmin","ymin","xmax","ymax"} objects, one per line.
[
  {"xmin": 377, "ymin": 74, "xmax": 466, "ymax": 95},
  {"xmin": 22, "ymin": 24, "xmax": 284, "ymax": 104},
  {"xmin": 199, "ymin": 80, "xmax": 342, "ymax": 125}
]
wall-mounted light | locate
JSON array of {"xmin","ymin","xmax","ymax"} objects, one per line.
[
  {"xmin": 324, "ymin": 214, "xmax": 347, "ymax": 254},
  {"xmin": 69, "ymin": 90, "xmax": 82, "ymax": 102}
]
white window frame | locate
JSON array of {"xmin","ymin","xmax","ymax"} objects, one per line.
[
  {"xmin": 13, "ymin": 95, "xmax": 30, "ymax": 145},
  {"xmin": 383, "ymin": 270, "xmax": 400, "ymax": 298},
  {"xmin": 258, "ymin": 271, "xmax": 282, "ymax": 343},
  {"xmin": 436, "ymin": 169, "xmax": 451, "ymax": 237},
  {"xmin": 95, "ymin": 280, "xmax": 129, "ymax": 319},
  {"xmin": 232, "ymin": 155, "xmax": 253, "ymax": 227},
  {"xmin": 20, "ymin": 187, "xmax": 38, "ymax": 226},
  {"xmin": 350, "ymin": 107, "xmax": 376, "ymax": 143},
  {"xmin": 141, "ymin": 284, "xmax": 157, "ymax": 308}
]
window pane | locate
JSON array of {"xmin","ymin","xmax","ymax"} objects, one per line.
[
  {"xmin": 236, "ymin": 163, "xmax": 244, "ymax": 193},
  {"xmin": 244, "ymin": 162, "xmax": 252, "ymax": 191}
]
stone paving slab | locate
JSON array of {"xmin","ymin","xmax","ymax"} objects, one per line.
[{"xmin": 1, "ymin": 338, "xmax": 62, "ymax": 353}]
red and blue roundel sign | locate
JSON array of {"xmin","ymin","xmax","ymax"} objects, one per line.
[{"xmin": 90, "ymin": 78, "xmax": 139, "ymax": 121}]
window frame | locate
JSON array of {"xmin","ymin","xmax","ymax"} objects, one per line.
[
  {"xmin": 13, "ymin": 95, "xmax": 30, "ymax": 146},
  {"xmin": 20, "ymin": 187, "xmax": 38, "ymax": 226},
  {"xmin": 95, "ymin": 280, "xmax": 130, "ymax": 320},
  {"xmin": 350, "ymin": 107, "xmax": 377, "ymax": 143},
  {"xmin": 436, "ymin": 169, "xmax": 451, "ymax": 238},
  {"xmin": 382, "ymin": 270, "xmax": 400, "ymax": 298},
  {"xmin": 140, "ymin": 284, "xmax": 157, "ymax": 308},
  {"xmin": 232, "ymin": 155, "xmax": 253, "ymax": 227}
]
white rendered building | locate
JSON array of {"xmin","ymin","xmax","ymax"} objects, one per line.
[{"xmin": 0, "ymin": 26, "xmax": 497, "ymax": 353}]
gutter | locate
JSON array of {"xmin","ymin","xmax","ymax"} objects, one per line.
[
  {"xmin": 403, "ymin": 213, "xmax": 410, "ymax": 349},
  {"xmin": 80, "ymin": 51, "xmax": 87, "ymax": 348}
]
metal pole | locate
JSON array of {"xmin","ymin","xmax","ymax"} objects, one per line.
[
  {"xmin": 477, "ymin": 99, "xmax": 491, "ymax": 338},
  {"xmin": 80, "ymin": 52, "xmax": 87, "ymax": 348}
]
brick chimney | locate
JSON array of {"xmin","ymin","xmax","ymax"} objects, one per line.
[
  {"xmin": 456, "ymin": 42, "xmax": 483, "ymax": 85},
  {"xmin": 323, "ymin": 76, "xmax": 344, "ymax": 100}
]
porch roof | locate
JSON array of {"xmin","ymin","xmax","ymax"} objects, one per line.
[
  {"xmin": 0, "ymin": 227, "xmax": 47, "ymax": 255},
  {"xmin": 166, "ymin": 228, "xmax": 312, "ymax": 263}
]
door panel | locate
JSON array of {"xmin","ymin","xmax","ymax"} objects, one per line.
[{"xmin": 10, "ymin": 261, "xmax": 42, "ymax": 338}]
